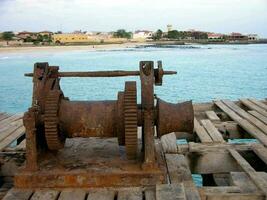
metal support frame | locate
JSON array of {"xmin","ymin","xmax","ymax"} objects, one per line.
[{"xmin": 140, "ymin": 61, "xmax": 156, "ymax": 169}]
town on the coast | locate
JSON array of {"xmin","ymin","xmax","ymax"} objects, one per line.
[{"xmin": 0, "ymin": 25, "xmax": 266, "ymax": 47}]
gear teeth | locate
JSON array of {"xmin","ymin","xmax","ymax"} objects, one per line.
[
  {"xmin": 44, "ymin": 90, "xmax": 65, "ymax": 150},
  {"xmin": 124, "ymin": 81, "xmax": 138, "ymax": 160}
]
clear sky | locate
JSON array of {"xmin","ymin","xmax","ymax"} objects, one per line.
[{"xmin": 0, "ymin": 0, "xmax": 267, "ymax": 37}]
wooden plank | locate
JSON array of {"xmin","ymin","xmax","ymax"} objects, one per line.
[
  {"xmin": 188, "ymin": 142, "xmax": 254, "ymax": 153},
  {"xmin": 229, "ymin": 149, "xmax": 256, "ymax": 173},
  {"xmin": 183, "ymin": 181, "xmax": 202, "ymax": 200},
  {"xmin": 252, "ymin": 144, "xmax": 267, "ymax": 165},
  {"xmin": 240, "ymin": 99, "xmax": 267, "ymax": 117},
  {"xmin": 0, "ymin": 118, "xmax": 23, "ymax": 133},
  {"xmin": 206, "ymin": 193, "xmax": 264, "ymax": 200},
  {"xmin": 205, "ymin": 111, "xmax": 220, "ymax": 122},
  {"xmin": 223, "ymin": 100, "xmax": 267, "ymax": 135},
  {"xmin": 160, "ymin": 132, "xmax": 177, "ymax": 153},
  {"xmin": 0, "ymin": 126, "xmax": 25, "ymax": 151},
  {"xmin": 200, "ymin": 186, "xmax": 241, "ymax": 193},
  {"xmin": 0, "ymin": 113, "xmax": 11, "ymax": 121},
  {"xmin": 156, "ymin": 184, "xmax": 186, "ymax": 200},
  {"xmin": 249, "ymin": 98, "xmax": 267, "ymax": 111},
  {"xmin": 214, "ymin": 100, "xmax": 267, "ymax": 146},
  {"xmin": 117, "ymin": 188, "xmax": 142, "ymax": 200},
  {"xmin": 87, "ymin": 189, "xmax": 115, "ymax": 200},
  {"xmin": 194, "ymin": 118, "xmax": 213, "ymax": 143},
  {"xmin": 31, "ymin": 190, "xmax": 59, "ymax": 200},
  {"xmin": 2, "ymin": 188, "xmax": 32, "ymax": 200},
  {"xmin": 165, "ymin": 154, "xmax": 201, "ymax": 200},
  {"xmin": 0, "ymin": 114, "xmax": 23, "ymax": 128},
  {"xmin": 229, "ymin": 149, "xmax": 267, "ymax": 196},
  {"xmin": 58, "ymin": 189, "xmax": 86, "ymax": 200},
  {"xmin": 0, "ymin": 120, "xmax": 23, "ymax": 142},
  {"xmin": 145, "ymin": 189, "xmax": 155, "ymax": 200},
  {"xmin": 165, "ymin": 154, "xmax": 191, "ymax": 183},
  {"xmin": 249, "ymin": 110, "xmax": 267, "ymax": 125},
  {"xmin": 230, "ymin": 172, "xmax": 259, "ymax": 193},
  {"xmin": 200, "ymin": 119, "xmax": 225, "ymax": 142}
]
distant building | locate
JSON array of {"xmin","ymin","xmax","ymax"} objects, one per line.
[
  {"xmin": 17, "ymin": 31, "xmax": 35, "ymax": 39},
  {"xmin": 52, "ymin": 33, "xmax": 89, "ymax": 44},
  {"xmin": 207, "ymin": 33, "xmax": 224, "ymax": 40},
  {"xmin": 228, "ymin": 33, "xmax": 248, "ymax": 41},
  {"xmin": 247, "ymin": 34, "xmax": 259, "ymax": 41},
  {"xmin": 38, "ymin": 31, "xmax": 53, "ymax": 36},
  {"xmin": 167, "ymin": 25, "xmax": 172, "ymax": 32},
  {"xmin": 133, "ymin": 30, "xmax": 153, "ymax": 40}
]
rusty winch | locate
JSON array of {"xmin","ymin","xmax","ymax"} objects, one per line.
[{"xmin": 23, "ymin": 61, "xmax": 193, "ymax": 172}]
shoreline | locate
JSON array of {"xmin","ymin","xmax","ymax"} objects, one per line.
[
  {"xmin": 0, "ymin": 41, "xmax": 266, "ymax": 54},
  {"xmin": 0, "ymin": 42, "xmax": 146, "ymax": 54}
]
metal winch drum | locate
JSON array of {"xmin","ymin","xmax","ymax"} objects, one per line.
[{"xmin": 23, "ymin": 61, "xmax": 194, "ymax": 168}]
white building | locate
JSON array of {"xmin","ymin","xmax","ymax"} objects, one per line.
[
  {"xmin": 208, "ymin": 33, "xmax": 224, "ymax": 40},
  {"xmin": 247, "ymin": 34, "xmax": 260, "ymax": 41},
  {"xmin": 133, "ymin": 30, "xmax": 153, "ymax": 40},
  {"xmin": 167, "ymin": 25, "xmax": 173, "ymax": 32}
]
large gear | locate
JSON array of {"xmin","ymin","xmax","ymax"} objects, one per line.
[
  {"xmin": 124, "ymin": 81, "xmax": 138, "ymax": 160},
  {"xmin": 44, "ymin": 90, "xmax": 65, "ymax": 150}
]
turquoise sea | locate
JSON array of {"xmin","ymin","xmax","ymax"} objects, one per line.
[{"xmin": 0, "ymin": 44, "xmax": 267, "ymax": 113}]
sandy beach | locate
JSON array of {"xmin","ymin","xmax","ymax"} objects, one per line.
[{"xmin": 0, "ymin": 42, "xmax": 145, "ymax": 53}]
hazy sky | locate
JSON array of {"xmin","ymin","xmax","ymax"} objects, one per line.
[{"xmin": 0, "ymin": 0, "xmax": 267, "ymax": 36}]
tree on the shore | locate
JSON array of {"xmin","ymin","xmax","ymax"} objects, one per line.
[
  {"xmin": 1, "ymin": 31, "xmax": 15, "ymax": 44},
  {"xmin": 152, "ymin": 29, "xmax": 163, "ymax": 40},
  {"xmin": 167, "ymin": 30, "xmax": 180, "ymax": 39},
  {"xmin": 113, "ymin": 29, "xmax": 132, "ymax": 39}
]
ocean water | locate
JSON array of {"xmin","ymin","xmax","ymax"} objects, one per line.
[{"xmin": 0, "ymin": 44, "xmax": 267, "ymax": 113}]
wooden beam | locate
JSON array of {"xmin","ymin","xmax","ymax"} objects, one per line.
[
  {"xmin": 156, "ymin": 184, "xmax": 186, "ymax": 200},
  {"xmin": 200, "ymin": 186, "xmax": 241, "ymax": 193},
  {"xmin": 229, "ymin": 149, "xmax": 256, "ymax": 172},
  {"xmin": 2, "ymin": 189, "xmax": 32, "ymax": 200},
  {"xmin": 249, "ymin": 98, "xmax": 267, "ymax": 111},
  {"xmin": 0, "ymin": 121, "xmax": 23, "ymax": 142},
  {"xmin": 145, "ymin": 189, "xmax": 155, "ymax": 200},
  {"xmin": 0, "ymin": 114, "xmax": 22, "ymax": 128},
  {"xmin": 229, "ymin": 149, "xmax": 267, "ymax": 197},
  {"xmin": 188, "ymin": 142, "xmax": 254, "ymax": 153},
  {"xmin": 87, "ymin": 189, "xmax": 115, "ymax": 200},
  {"xmin": 194, "ymin": 118, "xmax": 213, "ymax": 143},
  {"xmin": 205, "ymin": 111, "xmax": 220, "ymax": 122},
  {"xmin": 223, "ymin": 100, "xmax": 267, "ymax": 135},
  {"xmin": 200, "ymin": 119, "xmax": 225, "ymax": 142},
  {"xmin": 240, "ymin": 99, "xmax": 267, "ymax": 117},
  {"xmin": 117, "ymin": 188, "xmax": 142, "ymax": 200},
  {"xmin": 165, "ymin": 154, "xmax": 201, "ymax": 199},
  {"xmin": 31, "ymin": 190, "xmax": 59, "ymax": 200},
  {"xmin": 58, "ymin": 189, "xmax": 86, "ymax": 200},
  {"xmin": 0, "ymin": 126, "xmax": 25, "ymax": 151},
  {"xmin": 230, "ymin": 172, "xmax": 259, "ymax": 193},
  {"xmin": 0, "ymin": 113, "xmax": 11, "ymax": 122},
  {"xmin": 160, "ymin": 133, "xmax": 177, "ymax": 153},
  {"xmin": 252, "ymin": 144, "xmax": 267, "ymax": 165},
  {"xmin": 249, "ymin": 110, "xmax": 267, "ymax": 125},
  {"xmin": 214, "ymin": 101, "xmax": 267, "ymax": 146},
  {"xmin": 206, "ymin": 193, "xmax": 264, "ymax": 200}
]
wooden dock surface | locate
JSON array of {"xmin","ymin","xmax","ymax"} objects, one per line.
[{"xmin": 1, "ymin": 98, "xmax": 267, "ymax": 200}]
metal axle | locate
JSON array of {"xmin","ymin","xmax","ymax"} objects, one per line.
[{"xmin": 24, "ymin": 70, "xmax": 177, "ymax": 77}]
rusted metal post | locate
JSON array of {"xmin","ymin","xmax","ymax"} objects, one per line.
[
  {"xmin": 140, "ymin": 61, "xmax": 156, "ymax": 169},
  {"xmin": 23, "ymin": 108, "xmax": 38, "ymax": 171}
]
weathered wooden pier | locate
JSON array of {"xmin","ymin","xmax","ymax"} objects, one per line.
[{"xmin": 0, "ymin": 98, "xmax": 267, "ymax": 200}]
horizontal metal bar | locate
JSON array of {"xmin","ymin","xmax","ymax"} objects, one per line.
[{"xmin": 24, "ymin": 70, "xmax": 177, "ymax": 77}]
